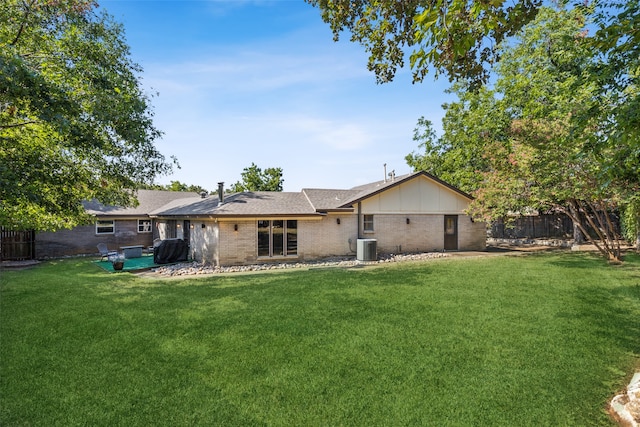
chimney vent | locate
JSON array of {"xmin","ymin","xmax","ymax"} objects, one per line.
[
  {"xmin": 200, "ymin": 191, "xmax": 207, "ymax": 199},
  {"xmin": 218, "ymin": 182, "xmax": 225, "ymax": 204}
]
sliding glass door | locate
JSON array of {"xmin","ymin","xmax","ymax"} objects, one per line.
[{"xmin": 257, "ymin": 220, "xmax": 297, "ymax": 258}]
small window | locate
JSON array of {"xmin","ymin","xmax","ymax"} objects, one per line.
[
  {"xmin": 96, "ymin": 220, "xmax": 114, "ymax": 234},
  {"xmin": 445, "ymin": 217, "xmax": 456, "ymax": 235},
  {"xmin": 363, "ymin": 214, "xmax": 374, "ymax": 232},
  {"xmin": 138, "ymin": 219, "xmax": 152, "ymax": 233}
]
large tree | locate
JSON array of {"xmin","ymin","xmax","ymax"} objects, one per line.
[
  {"xmin": 1, "ymin": 0, "xmax": 174, "ymax": 231},
  {"xmin": 408, "ymin": 7, "xmax": 638, "ymax": 262},
  {"xmin": 230, "ymin": 163, "xmax": 284, "ymax": 192}
]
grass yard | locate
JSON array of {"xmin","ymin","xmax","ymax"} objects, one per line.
[{"xmin": 1, "ymin": 252, "xmax": 639, "ymax": 426}]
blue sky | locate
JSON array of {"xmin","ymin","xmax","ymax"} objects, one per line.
[{"xmin": 99, "ymin": 0, "xmax": 453, "ymax": 192}]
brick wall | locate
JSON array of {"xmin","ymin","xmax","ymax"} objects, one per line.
[
  {"xmin": 299, "ymin": 215, "xmax": 358, "ymax": 260},
  {"xmin": 458, "ymin": 217, "xmax": 487, "ymax": 251},
  {"xmin": 358, "ymin": 214, "xmax": 486, "ymax": 254},
  {"xmin": 218, "ymin": 221, "xmax": 257, "ymax": 266},
  {"xmin": 360, "ymin": 214, "xmax": 443, "ymax": 254},
  {"xmin": 35, "ymin": 219, "xmax": 154, "ymax": 259},
  {"xmin": 184, "ymin": 214, "xmax": 486, "ymax": 267}
]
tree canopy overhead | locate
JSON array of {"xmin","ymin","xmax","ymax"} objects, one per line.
[
  {"xmin": 1, "ymin": 0, "xmax": 174, "ymax": 231},
  {"xmin": 307, "ymin": 1, "xmax": 638, "ymax": 89},
  {"xmin": 307, "ymin": 0, "xmax": 541, "ymax": 85}
]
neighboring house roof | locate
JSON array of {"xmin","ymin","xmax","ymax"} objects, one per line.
[
  {"xmin": 88, "ymin": 171, "xmax": 472, "ymax": 219},
  {"xmin": 83, "ymin": 189, "xmax": 201, "ymax": 216}
]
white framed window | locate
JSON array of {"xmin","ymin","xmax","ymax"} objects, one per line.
[
  {"xmin": 138, "ymin": 219, "xmax": 152, "ymax": 233},
  {"xmin": 363, "ymin": 214, "xmax": 374, "ymax": 232},
  {"xmin": 96, "ymin": 220, "xmax": 114, "ymax": 234}
]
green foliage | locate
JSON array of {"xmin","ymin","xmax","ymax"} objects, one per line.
[
  {"xmin": 410, "ymin": 7, "xmax": 638, "ymax": 261},
  {"xmin": 308, "ymin": 0, "xmax": 639, "ymax": 104},
  {"xmin": 405, "ymin": 84, "xmax": 509, "ymax": 193},
  {"xmin": 230, "ymin": 162, "xmax": 284, "ymax": 192},
  {"xmin": 141, "ymin": 180, "xmax": 208, "ymax": 194},
  {"xmin": 2, "ymin": 254, "xmax": 639, "ymax": 425},
  {"xmin": 620, "ymin": 195, "xmax": 640, "ymax": 248},
  {"xmin": 307, "ymin": 0, "xmax": 540, "ymax": 86},
  {"xmin": 0, "ymin": 0, "xmax": 174, "ymax": 231},
  {"xmin": 588, "ymin": 1, "xmax": 640, "ymax": 193}
]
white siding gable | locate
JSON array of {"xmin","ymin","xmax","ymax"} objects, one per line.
[{"xmin": 360, "ymin": 175, "xmax": 470, "ymax": 214}]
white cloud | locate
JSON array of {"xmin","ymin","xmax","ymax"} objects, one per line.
[
  {"xmin": 110, "ymin": 1, "xmax": 454, "ymax": 191},
  {"xmin": 282, "ymin": 116, "xmax": 370, "ymax": 151}
]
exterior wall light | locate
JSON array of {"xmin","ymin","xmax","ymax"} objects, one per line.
[
  {"xmin": 234, "ymin": 224, "xmax": 238, "ymax": 231},
  {"xmin": 406, "ymin": 218, "xmax": 410, "ymax": 224},
  {"xmin": 336, "ymin": 218, "xmax": 341, "ymax": 225}
]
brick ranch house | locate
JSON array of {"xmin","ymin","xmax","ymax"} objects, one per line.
[{"xmin": 32, "ymin": 171, "xmax": 486, "ymax": 265}]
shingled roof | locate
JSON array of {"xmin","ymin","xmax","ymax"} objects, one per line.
[
  {"xmin": 301, "ymin": 189, "xmax": 361, "ymax": 212},
  {"xmin": 88, "ymin": 171, "xmax": 472, "ymax": 218},
  {"xmin": 83, "ymin": 189, "xmax": 201, "ymax": 216},
  {"xmin": 151, "ymin": 191, "xmax": 319, "ymax": 217},
  {"xmin": 337, "ymin": 171, "xmax": 473, "ymax": 207}
]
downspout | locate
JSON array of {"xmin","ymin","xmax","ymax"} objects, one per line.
[{"xmin": 357, "ymin": 202, "xmax": 362, "ymax": 239}]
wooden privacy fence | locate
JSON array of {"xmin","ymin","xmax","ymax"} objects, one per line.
[
  {"xmin": 1, "ymin": 228, "xmax": 35, "ymax": 261},
  {"xmin": 490, "ymin": 213, "xmax": 621, "ymax": 240},
  {"xmin": 490, "ymin": 215, "xmax": 574, "ymax": 239}
]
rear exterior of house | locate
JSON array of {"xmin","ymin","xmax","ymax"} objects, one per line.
[
  {"xmin": 23, "ymin": 171, "xmax": 486, "ymax": 263},
  {"xmin": 345, "ymin": 172, "xmax": 485, "ymax": 254},
  {"xmin": 151, "ymin": 172, "xmax": 486, "ymax": 266}
]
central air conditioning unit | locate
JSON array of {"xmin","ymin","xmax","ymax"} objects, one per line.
[{"xmin": 356, "ymin": 238, "xmax": 377, "ymax": 261}]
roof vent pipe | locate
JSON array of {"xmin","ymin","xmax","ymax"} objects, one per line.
[
  {"xmin": 383, "ymin": 163, "xmax": 387, "ymax": 183},
  {"xmin": 200, "ymin": 191, "xmax": 207, "ymax": 199},
  {"xmin": 218, "ymin": 182, "xmax": 224, "ymax": 204}
]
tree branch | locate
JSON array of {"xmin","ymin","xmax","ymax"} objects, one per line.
[
  {"xmin": 0, "ymin": 120, "xmax": 39, "ymax": 129},
  {"xmin": 561, "ymin": 201, "xmax": 607, "ymax": 258},
  {"xmin": 10, "ymin": 0, "xmax": 36, "ymax": 46}
]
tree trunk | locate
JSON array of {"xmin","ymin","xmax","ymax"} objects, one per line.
[
  {"xmin": 563, "ymin": 200, "xmax": 623, "ymax": 263},
  {"xmin": 569, "ymin": 203, "xmax": 584, "ymax": 244}
]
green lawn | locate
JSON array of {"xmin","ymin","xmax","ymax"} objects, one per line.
[{"xmin": 1, "ymin": 252, "xmax": 639, "ymax": 426}]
